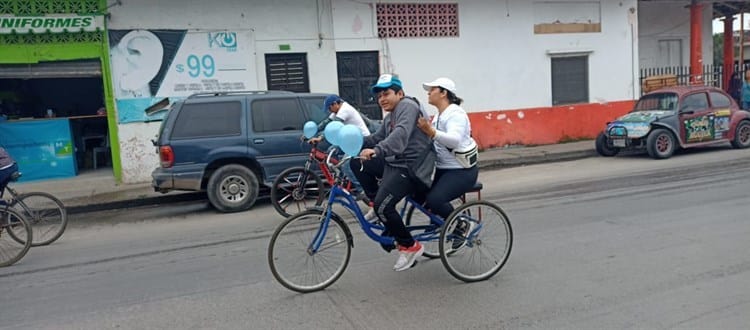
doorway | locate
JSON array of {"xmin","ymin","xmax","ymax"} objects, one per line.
[{"xmin": 336, "ymin": 51, "xmax": 380, "ymax": 119}]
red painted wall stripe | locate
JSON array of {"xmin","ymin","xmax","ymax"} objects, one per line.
[{"xmin": 469, "ymin": 100, "xmax": 635, "ymax": 149}]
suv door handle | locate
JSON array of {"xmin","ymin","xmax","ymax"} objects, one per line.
[{"xmin": 253, "ymin": 138, "xmax": 264, "ymax": 144}]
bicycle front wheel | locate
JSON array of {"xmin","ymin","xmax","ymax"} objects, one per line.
[
  {"xmin": 0, "ymin": 208, "xmax": 32, "ymax": 267},
  {"xmin": 439, "ymin": 200, "xmax": 513, "ymax": 282},
  {"xmin": 270, "ymin": 167, "xmax": 325, "ymax": 218},
  {"xmin": 268, "ymin": 209, "xmax": 352, "ymax": 293},
  {"xmin": 11, "ymin": 192, "xmax": 67, "ymax": 246}
]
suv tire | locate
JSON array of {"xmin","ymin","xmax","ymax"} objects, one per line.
[{"xmin": 207, "ymin": 164, "xmax": 259, "ymax": 213}]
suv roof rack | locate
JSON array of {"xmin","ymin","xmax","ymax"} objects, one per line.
[{"xmin": 187, "ymin": 90, "xmax": 294, "ymax": 99}]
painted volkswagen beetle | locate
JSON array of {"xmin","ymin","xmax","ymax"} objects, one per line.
[{"xmin": 596, "ymin": 86, "xmax": 750, "ymax": 159}]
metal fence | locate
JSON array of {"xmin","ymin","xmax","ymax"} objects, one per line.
[{"xmin": 639, "ymin": 63, "xmax": 750, "ymax": 95}]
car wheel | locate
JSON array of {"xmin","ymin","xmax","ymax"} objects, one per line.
[
  {"xmin": 646, "ymin": 128, "xmax": 676, "ymax": 159},
  {"xmin": 207, "ymin": 164, "xmax": 259, "ymax": 213},
  {"xmin": 595, "ymin": 132, "xmax": 619, "ymax": 157},
  {"xmin": 730, "ymin": 120, "xmax": 750, "ymax": 149}
]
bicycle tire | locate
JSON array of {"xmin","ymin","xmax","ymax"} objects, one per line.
[
  {"xmin": 404, "ymin": 198, "xmax": 463, "ymax": 259},
  {"xmin": 10, "ymin": 192, "xmax": 67, "ymax": 246},
  {"xmin": 0, "ymin": 208, "xmax": 32, "ymax": 267},
  {"xmin": 439, "ymin": 200, "xmax": 513, "ymax": 282},
  {"xmin": 268, "ymin": 209, "xmax": 352, "ymax": 293},
  {"xmin": 270, "ymin": 167, "xmax": 326, "ymax": 218}
]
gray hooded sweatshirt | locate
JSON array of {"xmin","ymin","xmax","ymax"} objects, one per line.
[{"xmin": 365, "ymin": 96, "xmax": 432, "ymax": 168}]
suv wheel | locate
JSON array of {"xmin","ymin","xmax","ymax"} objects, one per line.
[{"xmin": 207, "ymin": 165, "xmax": 259, "ymax": 213}]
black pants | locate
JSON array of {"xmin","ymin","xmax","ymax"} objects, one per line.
[
  {"xmin": 374, "ymin": 166, "xmax": 419, "ymax": 247},
  {"xmin": 350, "ymin": 156, "xmax": 385, "ymax": 201},
  {"xmin": 424, "ymin": 166, "xmax": 479, "ymax": 219},
  {"xmin": 0, "ymin": 163, "xmax": 18, "ymax": 193}
]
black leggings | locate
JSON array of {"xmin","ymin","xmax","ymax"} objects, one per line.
[
  {"xmin": 373, "ymin": 166, "xmax": 419, "ymax": 247},
  {"xmin": 424, "ymin": 166, "xmax": 479, "ymax": 219}
]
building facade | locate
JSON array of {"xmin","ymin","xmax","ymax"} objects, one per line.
[{"xmin": 4, "ymin": 0, "xmax": 718, "ymax": 184}]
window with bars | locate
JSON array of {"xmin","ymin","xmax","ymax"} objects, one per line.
[
  {"xmin": 551, "ymin": 56, "xmax": 589, "ymax": 105},
  {"xmin": 265, "ymin": 53, "xmax": 310, "ymax": 93},
  {"xmin": 376, "ymin": 3, "xmax": 459, "ymax": 38}
]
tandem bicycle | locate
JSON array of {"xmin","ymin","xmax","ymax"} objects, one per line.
[{"xmin": 267, "ymin": 154, "xmax": 513, "ymax": 293}]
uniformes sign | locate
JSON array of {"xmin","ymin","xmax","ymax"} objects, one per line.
[{"xmin": 0, "ymin": 15, "xmax": 103, "ymax": 34}]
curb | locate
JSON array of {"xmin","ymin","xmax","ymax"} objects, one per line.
[
  {"xmin": 478, "ymin": 149, "xmax": 598, "ymax": 170},
  {"xmin": 66, "ymin": 192, "xmax": 207, "ymax": 214}
]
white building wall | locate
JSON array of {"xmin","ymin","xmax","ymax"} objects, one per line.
[
  {"xmin": 107, "ymin": 0, "xmax": 639, "ymax": 183},
  {"xmin": 331, "ymin": 0, "xmax": 638, "ymax": 112},
  {"xmin": 108, "ymin": 0, "xmax": 340, "ymax": 183},
  {"xmin": 638, "ymin": 1, "xmax": 713, "ymax": 69}
]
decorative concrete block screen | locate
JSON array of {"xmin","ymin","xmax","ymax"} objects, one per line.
[{"xmin": 376, "ymin": 3, "xmax": 459, "ymax": 38}]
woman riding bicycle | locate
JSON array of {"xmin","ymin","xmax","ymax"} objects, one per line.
[{"xmin": 416, "ymin": 78, "xmax": 479, "ymax": 245}]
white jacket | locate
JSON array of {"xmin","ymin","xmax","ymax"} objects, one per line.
[{"xmin": 431, "ymin": 104, "xmax": 475, "ymax": 169}]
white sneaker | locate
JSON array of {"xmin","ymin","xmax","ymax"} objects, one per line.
[
  {"xmin": 364, "ymin": 208, "xmax": 377, "ymax": 221},
  {"xmin": 393, "ymin": 241, "xmax": 424, "ymax": 271}
]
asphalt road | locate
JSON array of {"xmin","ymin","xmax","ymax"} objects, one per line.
[{"xmin": 1, "ymin": 146, "xmax": 749, "ymax": 329}]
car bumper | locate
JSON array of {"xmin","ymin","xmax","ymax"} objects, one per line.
[{"xmin": 151, "ymin": 167, "xmax": 203, "ymax": 192}]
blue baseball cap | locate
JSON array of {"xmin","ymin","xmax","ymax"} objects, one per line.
[
  {"xmin": 370, "ymin": 74, "xmax": 403, "ymax": 94},
  {"xmin": 323, "ymin": 94, "xmax": 342, "ymax": 111}
]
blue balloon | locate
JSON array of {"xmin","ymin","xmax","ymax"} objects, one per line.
[
  {"xmin": 324, "ymin": 121, "xmax": 344, "ymax": 146},
  {"xmin": 303, "ymin": 121, "xmax": 318, "ymax": 139},
  {"xmin": 338, "ymin": 124, "xmax": 364, "ymax": 157}
]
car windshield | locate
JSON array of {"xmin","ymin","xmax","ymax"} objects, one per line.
[{"xmin": 633, "ymin": 93, "xmax": 678, "ymax": 112}]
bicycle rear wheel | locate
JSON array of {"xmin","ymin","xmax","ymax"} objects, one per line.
[
  {"xmin": 11, "ymin": 192, "xmax": 67, "ymax": 246},
  {"xmin": 439, "ymin": 200, "xmax": 513, "ymax": 282},
  {"xmin": 268, "ymin": 209, "xmax": 352, "ymax": 293},
  {"xmin": 0, "ymin": 208, "xmax": 32, "ymax": 267},
  {"xmin": 270, "ymin": 167, "xmax": 326, "ymax": 218}
]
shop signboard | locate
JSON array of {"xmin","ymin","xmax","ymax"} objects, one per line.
[
  {"xmin": 0, "ymin": 119, "xmax": 76, "ymax": 182},
  {"xmin": 0, "ymin": 14, "xmax": 104, "ymax": 34},
  {"xmin": 109, "ymin": 30, "xmax": 257, "ymax": 123}
]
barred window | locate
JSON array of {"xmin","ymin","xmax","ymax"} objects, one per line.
[{"xmin": 376, "ymin": 3, "xmax": 459, "ymax": 38}]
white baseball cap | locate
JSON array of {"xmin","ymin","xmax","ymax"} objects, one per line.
[{"xmin": 422, "ymin": 77, "xmax": 457, "ymax": 93}]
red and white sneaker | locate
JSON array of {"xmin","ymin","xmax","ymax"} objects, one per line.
[{"xmin": 393, "ymin": 241, "xmax": 424, "ymax": 271}]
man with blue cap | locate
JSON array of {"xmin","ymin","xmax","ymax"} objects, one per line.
[
  {"xmin": 311, "ymin": 94, "xmax": 370, "ymax": 144},
  {"xmin": 355, "ymin": 73, "xmax": 434, "ymax": 271},
  {"xmin": 308, "ymin": 95, "xmax": 371, "ymax": 196}
]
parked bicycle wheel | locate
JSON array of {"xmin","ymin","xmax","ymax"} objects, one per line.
[
  {"xmin": 268, "ymin": 209, "xmax": 352, "ymax": 293},
  {"xmin": 11, "ymin": 192, "xmax": 67, "ymax": 246},
  {"xmin": 0, "ymin": 208, "xmax": 32, "ymax": 267},
  {"xmin": 439, "ymin": 200, "xmax": 512, "ymax": 282},
  {"xmin": 404, "ymin": 198, "xmax": 463, "ymax": 259},
  {"xmin": 270, "ymin": 167, "xmax": 326, "ymax": 218}
]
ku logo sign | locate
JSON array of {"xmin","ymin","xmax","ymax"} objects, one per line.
[{"xmin": 208, "ymin": 32, "xmax": 237, "ymax": 51}]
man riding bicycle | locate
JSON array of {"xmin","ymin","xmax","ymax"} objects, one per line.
[{"xmin": 357, "ymin": 74, "xmax": 434, "ymax": 271}]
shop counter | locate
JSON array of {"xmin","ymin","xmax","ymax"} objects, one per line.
[{"xmin": 0, "ymin": 118, "xmax": 77, "ymax": 182}]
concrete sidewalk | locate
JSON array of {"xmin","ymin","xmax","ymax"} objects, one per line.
[{"xmin": 10, "ymin": 140, "xmax": 597, "ymax": 213}]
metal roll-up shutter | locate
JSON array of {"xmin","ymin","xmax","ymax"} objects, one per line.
[{"xmin": 0, "ymin": 59, "xmax": 102, "ymax": 79}]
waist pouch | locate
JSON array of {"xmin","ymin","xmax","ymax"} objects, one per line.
[{"xmin": 452, "ymin": 140, "xmax": 478, "ymax": 168}]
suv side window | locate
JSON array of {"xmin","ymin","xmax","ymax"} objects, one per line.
[
  {"xmin": 708, "ymin": 92, "xmax": 731, "ymax": 108},
  {"xmin": 680, "ymin": 93, "xmax": 709, "ymax": 112},
  {"xmin": 251, "ymin": 98, "xmax": 305, "ymax": 132},
  {"xmin": 300, "ymin": 96, "xmax": 328, "ymax": 122},
  {"xmin": 171, "ymin": 101, "xmax": 242, "ymax": 139}
]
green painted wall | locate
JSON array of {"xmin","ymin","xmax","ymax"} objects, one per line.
[{"xmin": 0, "ymin": 0, "xmax": 122, "ymax": 182}]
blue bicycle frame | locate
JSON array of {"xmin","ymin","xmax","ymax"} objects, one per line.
[{"xmin": 308, "ymin": 159, "xmax": 451, "ymax": 253}]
